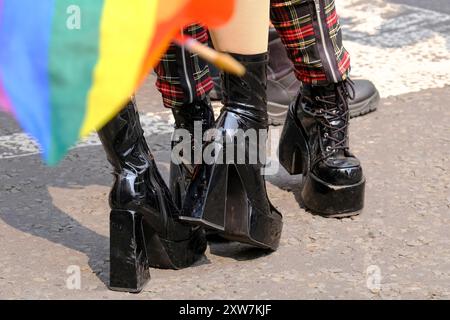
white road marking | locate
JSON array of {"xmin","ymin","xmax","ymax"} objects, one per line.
[
  {"xmin": 339, "ymin": 0, "xmax": 450, "ymax": 98},
  {"xmin": 0, "ymin": 113, "xmax": 175, "ymax": 160},
  {"xmin": 0, "ymin": 105, "xmax": 223, "ymax": 160}
]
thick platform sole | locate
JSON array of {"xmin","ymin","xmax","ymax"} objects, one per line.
[
  {"xmin": 145, "ymin": 225, "xmax": 206, "ymax": 270},
  {"xmin": 301, "ymin": 173, "xmax": 365, "ymax": 217},
  {"xmin": 180, "ymin": 164, "xmax": 283, "ymax": 251},
  {"xmin": 278, "ymin": 108, "xmax": 365, "ymax": 217},
  {"xmin": 180, "ymin": 207, "xmax": 282, "ymax": 251},
  {"xmin": 109, "ymin": 209, "xmax": 206, "ymax": 293}
]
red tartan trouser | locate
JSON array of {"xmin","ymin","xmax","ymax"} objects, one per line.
[{"xmin": 154, "ymin": 0, "xmax": 351, "ymax": 108}]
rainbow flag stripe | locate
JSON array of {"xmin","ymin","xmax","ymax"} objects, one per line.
[{"xmin": 0, "ymin": 0, "xmax": 234, "ymax": 165}]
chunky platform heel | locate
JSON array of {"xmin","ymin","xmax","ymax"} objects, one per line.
[
  {"xmin": 98, "ymin": 100, "xmax": 207, "ymax": 293},
  {"xmin": 180, "ymin": 53, "xmax": 283, "ymax": 250},
  {"xmin": 170, "ymin": 162, "xmax": 189, "ymax": 209},
  {"xmin": 108, "ymin": 209, "xmax": 206, "ymax": 293},
  {"xmin": 109, "ymin": 210, "xmax": 150, "ymax": 293},
  {"xmin": 278, "ymin": 110, "xmax": 307, "ymax": 175},
  {"xmin": 278, "ymin": 81, "xmax": 365, "ymax": 217}
]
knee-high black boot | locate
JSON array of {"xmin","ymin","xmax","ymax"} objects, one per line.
[
  {"xmin": 98, "ymin": 99, "xmax": 207, "ymax": 293},
  {"xmin": 278, "ymin": 81, "xmax": 365, "ymax": 217},
  {"xmin": 179, "ymin": 53, "xmax": 283, "ymax": 251}
]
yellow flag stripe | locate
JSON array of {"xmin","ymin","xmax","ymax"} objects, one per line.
[{"xmin": 81, "ymin": 0, "xmax": 158, "ymax": 136}]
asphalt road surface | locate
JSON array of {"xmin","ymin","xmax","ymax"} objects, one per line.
[{"xmin": 0, "ymin": 0, "xmax": 449, "ymax": 299}]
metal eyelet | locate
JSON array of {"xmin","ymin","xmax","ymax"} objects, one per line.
[
  {"xmin": 323, "ymin": 132, "xmax": 329, "ymax": 138},
  {"xmin": 326, "ymin": 146, "xmax": 332, "ymax": 152}
]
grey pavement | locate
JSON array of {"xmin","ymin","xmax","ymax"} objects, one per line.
[{"xmin": 0, "ymin": 0, "xmax": 449, "ymax": 299}]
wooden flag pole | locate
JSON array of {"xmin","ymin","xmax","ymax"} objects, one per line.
[{"xmin": 174, "ymin": 34, "xmax": 246, "ymax": 76}]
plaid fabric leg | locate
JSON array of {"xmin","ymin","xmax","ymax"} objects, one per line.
[
  {"xmin": 270, "ymin": 0, "xmax": 351, "ymax": 85},
  {"xmin": 155, "ymin": 24, "xmax": 213, "ymax": 108}
]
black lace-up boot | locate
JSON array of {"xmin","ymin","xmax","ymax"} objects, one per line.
[
  {"xmin": 279, "ymin": 80, "xmax": 365, "ymax": 217},
  {"xmin": 98, "ymin": 99, "xmax": 206, "ymax": 293}
]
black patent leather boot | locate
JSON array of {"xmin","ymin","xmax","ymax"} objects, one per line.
[
  {"xmin": 98, "ymin": 99, "xmax": 207, "ymax": 293},
  {"xmin": 169, "ymin": 99, "xmax": 215, "ymax": 208},
  {"xmin": 180, "ymin": 53, "xmax": 283, "ymax": 251},
  {"xmin": 279, "ymin": 81, "xmax": 365, "ymax": 217}
]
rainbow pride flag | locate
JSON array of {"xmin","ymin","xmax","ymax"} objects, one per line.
[{"xmin": 0, "ymin": 0, "xmax": 234, "ymax": 165}]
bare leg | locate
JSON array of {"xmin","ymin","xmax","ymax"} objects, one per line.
[{"xmin": 209, "ymin": 0, "xmax": 270, "ymax": 54}]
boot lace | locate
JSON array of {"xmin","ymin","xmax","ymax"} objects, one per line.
[{"xmin": 310, "ymin": 79, "xmax": 355, "ymax": 165}]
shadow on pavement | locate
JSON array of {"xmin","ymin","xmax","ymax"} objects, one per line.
[
  {"xmin": 0, "ymin": 134, "xmax": 277, "ymax": 286},
  {"xmin": 0, "ymin": 145, "xmax": 112, "ymax": 286}
]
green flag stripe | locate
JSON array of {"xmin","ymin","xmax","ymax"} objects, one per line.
[{"xmin": 48, "ymin": 0, "xmax": 104, "ymax": 164}]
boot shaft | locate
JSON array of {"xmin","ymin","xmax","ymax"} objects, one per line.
[
  {"xmin": 97, "ymin": 100, "xmax": 163, "ymax": 210},
  {"xmin": 98, "ymin": 99, "xmax": 152, "ymax": 172},
  {"xmin": 221, "ymin": 53, "xmax": 269, "ymax": 126}
]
